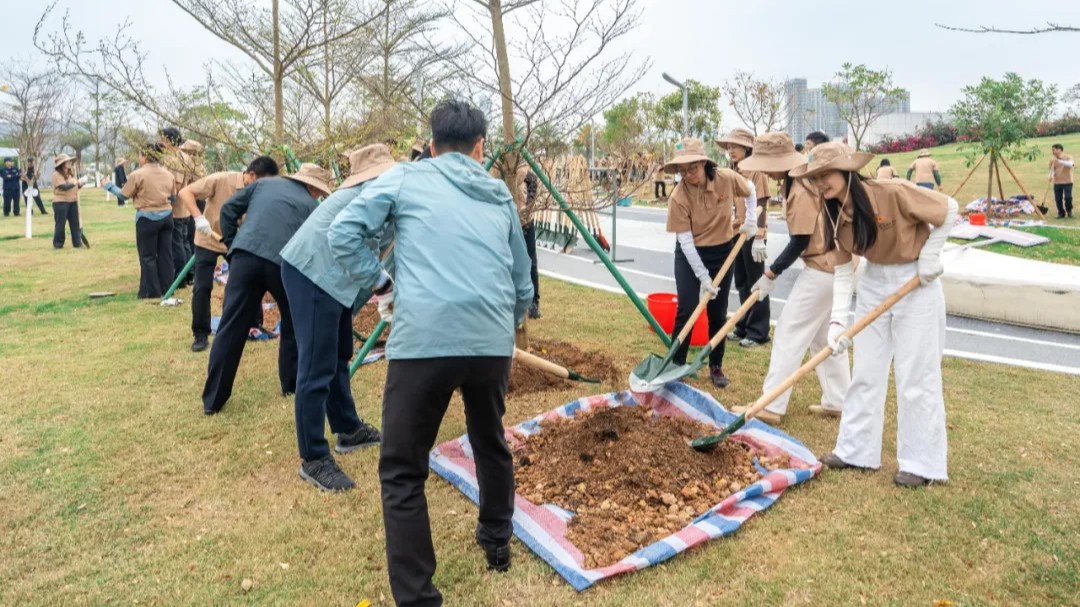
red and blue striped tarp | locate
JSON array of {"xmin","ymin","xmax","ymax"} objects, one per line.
[{"xmin": 429, "ymin": 382, "xmax": 821, "ymax": 591}]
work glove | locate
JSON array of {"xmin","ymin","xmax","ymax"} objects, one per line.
[
  {"xmin": 699, "ymin": 276, "xmax": 718, "ymax": 301},
  {"xmin": 917, "ymin": 252, "xmax": 944, "ymax": 286},
  {"xmin": 377, "ymin": 291, "xmax": 394, "ymax": 323},
  {"xmin": 750, "ymin": 274, "xmax": 774, "ymax": 298},
  {"xmin": 194, "ymin": 215, "xmax": 212, "ymax": 237},
  {"xmin": 751, "ymin": 237, "xmax": 767, "ymax": 263},
  {"xmin": 827, "ymin": 321, "xmax": 851, "ymax": 357},
  {"xmin": 740, "ymin": 217, "xmax": 757, "ymax": 236}
]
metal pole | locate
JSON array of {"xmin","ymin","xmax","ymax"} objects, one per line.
[
  {"xmin": 663, "ymin": 72, "xmax": 688, "ymax": 137},
  {"xmin": 24, "ymin": 153, "xmax": 32, "ymax": 239}
]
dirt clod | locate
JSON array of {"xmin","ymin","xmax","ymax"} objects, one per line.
[
  {"xmin": 514, "ymin": 406, "xmax": 768, "ymax": 569},
  {"xmin": 509, "ymin": 339, "xmax": 621, "ymax": 395}
]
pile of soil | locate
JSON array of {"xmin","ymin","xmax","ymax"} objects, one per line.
[
  {"xmin": 510, "ymin": 339, "xmax": 621, "ymax": 395},
  {"xmin": 352, "ymin": 303, "xmax": 386, "ymax": 341},
  {"xmin": 515, "ymin": 406, "xmax": 787, "ymax": 569},
  {"xmin": 208, "ymin": 288, "xmax": 281, "ymax": 330}
]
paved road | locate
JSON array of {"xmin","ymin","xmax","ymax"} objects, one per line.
[{"xmin": 537, "ymin": 205, "xmax": 1080, "ymax": 376}]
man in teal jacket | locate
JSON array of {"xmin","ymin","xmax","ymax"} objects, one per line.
[
  {"xmin": 280, "ymin": 144, "xmax": 397, "ymax": 493},
  {"xmin": 329, "ymin": 99, "xmax": 533, "ymax": 607}
]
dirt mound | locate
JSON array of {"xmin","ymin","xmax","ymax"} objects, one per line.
[
  {"xmin": 352, "ymin": 303, "xmax": 387, "ymax": 342},
  {"xmin": 515, "ymin": 406, "xmax": 788, "ymax": 569},
  {"xmin": 209, "ymin": 288, "xmax": 281, "ymax": 330},
  {"xmin": 509, "ymin": 339, "xmax": 621, "ymax": 395}
]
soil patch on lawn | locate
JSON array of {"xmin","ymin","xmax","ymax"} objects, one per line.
[
  {"xmin": 509, "ymin": 339, "xmax": 621, "ymax": 395},
  {"xmin": 352, "ymin": 303, "xmax": 387, "ymax": 342},
  {"xmin": 514, "ymin": 406, "xmax": 790, "ymax": 569}
]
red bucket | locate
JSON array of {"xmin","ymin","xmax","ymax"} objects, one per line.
[
  {"xmin": 646, "ymin": 293, "xmax": 710, "ymax": 346},
  {"xmin": 968, "ymin": 212, "xmax": 987, "ymax": 226}
]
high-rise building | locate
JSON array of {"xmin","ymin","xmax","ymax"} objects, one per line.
[{"xmin": 784, "ymin": 78, "xmax": 911, "ymax": 143}]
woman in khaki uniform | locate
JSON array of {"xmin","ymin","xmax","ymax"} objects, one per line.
[
  {"xmin": 790, "ymin": 142, "xmax": 957, "ymax": 488},
  {"xmin": 718, "ymin": 128, "xmax": 772, "ymax": 347},
  {"xmin": 664, "ymin": 138, "xmax": 756, "ymax": 388},
  {"xmin": 122, "ymin": 143, "xmax": 177, "ymax": 298},
  {"xmin": 876, "ymin": 159, "xmax": 899, "ymax": 179},
  {"xmin": 729, "ymin": 133, "xmax": 851, "ymax": 425},
  {"xmin": 51, "ymin": 155, "xmax": 84, "ymax": 249}
]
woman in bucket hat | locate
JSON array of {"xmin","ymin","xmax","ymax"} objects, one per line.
[
  {"xmin": 51, "ymin": 154, "xmax": 84, "ymax": 249},
  {"xmin": 791, "ymin": 142, "xmax": 958, "ymax": 488},
  {"xmin": 728, "ymin": 133, "xmax": 851, "ymax": 425},
  {"xmin": 718, "ymin": 128, "xmax": 773, "ymax": 348},
  {"xmin": 664, "ymin": 137, "xmax": 757, "ymax": 388}
]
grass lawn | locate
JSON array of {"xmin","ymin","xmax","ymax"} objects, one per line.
[{"xmin": 2, "ymin": 191, "xmax": 1078, "ymax": 606}]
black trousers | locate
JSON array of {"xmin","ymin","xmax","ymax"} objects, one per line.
[
  {"xmin": 732, "ymin": 237, "xmax": 771, "ymax": 343},
  {"xmin": 135, "ymin": 216, "xmax": 174, "ymax": 298},
  {"xmin": 523, "ymin": 222, "xmax": 539, "ymax": 304},
  {"xmin": 172, "ymin": 218, "xmax": 193, "ymax": 284},
  {"xmin": 672, "ymin": 242, "xmax": 734, "ymax": 367},
  {"xmin": 22, "ymin": 184, "xmax": 46, "ymax": 214},
  {"xmin": 1055, "ymin": 183, "xmax": 1074, "ymax": 216},
  {"xmin": 654, "ymin": 181, "xmax": 667, "ymax": 198},
  {"xmin": 192, "ymin": 246, "xmax": 223, "ymax": 339},
  {"xmin": 281, "ymin": 262, "xmax": 363, "ymax": 461},
  {"xmin": 3, "ymin": 188, "xmax": 20, "ymax": 216},
  {"xmin": 202, "ymin": 251, "xmax": 297, "ymax": 413},
  {"xmin": 52, "ymin": 202, "xmax": 81, "ymax": 249},
  {"xmin": 380, "ymin": 356, "xmax": 514, "ymax": 607}
]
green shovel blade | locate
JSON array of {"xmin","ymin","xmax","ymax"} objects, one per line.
[
  {"xmin": 690, "ymin": 414, "xmax": 747, "ymax": 452},
  {"xmin": 567, "ymin": 371, "xmax": 602, "ymax": 384},
  {"xmin": 629, "ymin": 345, "xmax": 711, "ymax": 393}
]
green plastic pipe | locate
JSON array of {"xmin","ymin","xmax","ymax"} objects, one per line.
[
  {"xmin": 162, "ymin": 254, "xmax": 196, "ymax": 301},
  {"xmin": 518, "ymin": 146, "xmax": 671, "ymax": 347},
  {"xmin": 349, "ymin": 319, "xmax": 388, "ymax": 377}
]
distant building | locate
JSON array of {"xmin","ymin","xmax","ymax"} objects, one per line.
[{"xmin": 785, "ymin": 78, "xmax": 911, "ymax": 143}]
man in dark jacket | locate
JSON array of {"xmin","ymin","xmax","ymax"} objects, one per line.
[
  {"xmin": 2, "ymin": 158, "xmax": 21, "ymax": 216},
  {"xmin": 201, "ymin": 163, "xmax": 333, "ymax": 415}
]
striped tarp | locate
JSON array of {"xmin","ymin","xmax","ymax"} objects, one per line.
[{"xmin": 429, "ymin": 382, "xmax": 821, "ymax": 591}]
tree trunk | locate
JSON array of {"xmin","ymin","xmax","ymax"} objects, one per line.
[
  {"xmin": 987, "ymin": 151, "xmax": 995, "ymax": 203},
  {"xmin": 273, "ymin": 0, "xmax": 284, "ymax": 145},
  {"xmin": 323, "ymin": 2, "xmax": 332, "ymax": 141}
]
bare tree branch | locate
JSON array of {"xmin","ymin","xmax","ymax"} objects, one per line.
[{"xmin": 935, "ymin": 22, "xmax": 1079, "ymax": 34}]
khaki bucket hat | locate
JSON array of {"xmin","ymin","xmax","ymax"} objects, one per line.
[
  {"xmin": 917, "ymin": 148, "xmax": 932, "ymax": 158},
  {"xmin": 54, "ymin": 154, "xmax": 75, "ymax": 170},
  {"xmin": 179, "ymin": 140, "xmax": 205, "ymax": 155},
  {"xmin": 664, "ymin": 138, "xmax": 716, "ymax": 174},
  {"xmin": 716, "ymin": 128, "xmax": 756, "ymax": 150},
  {"xmin": 737, "ymin": 132, "xmax": 807, "ymax": 174},
  {"xmin": 789, "ymin": 142, "xmax": 874, "ymax": 179},
  {"xmin": 115, "ymin": 157, "xmax": 127, "ymax": 166},
  {"xmin": 340, "ymin": 144, "xmax": 397, "ymax": 189},
  {"xmin": 285, "ymin": 163, "xmax": 335, "ymax": 197}
]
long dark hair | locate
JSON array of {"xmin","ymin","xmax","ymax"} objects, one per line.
[
  {"xmin": 782, "ymin": 174, "xmax": 795, "ymax": 199},
  {"xmin": 704, "ymin": 162, "xmax": 717, "ymax": 181},
  {"xmin": 824, "ymin": 172, "xmax": 877, "ymax": 253}
]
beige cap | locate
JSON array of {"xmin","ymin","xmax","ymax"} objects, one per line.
[
  {"xmin": 917, "ymin": 148, "xmax": 932, "ymax": 158},
  {"xmin": 340, "ymin": 144, "xmax": 397, "ymax": 189},
  {"xmin": 179, "ymin": 140, "xmax": 205, "ymax": 155},
  {"xmin": 663, "ymin": 138, "xmax": 716, "ymax": 174},
  {"xmin": 736, "ymin": 132, "xmax": 807, "ymax": 174},
  {"xmin": 284, "ymin": 163, "xmax": 335, "ymax": 197},
  {"xmin": 789, "ymin": 142, "xmax": 874, "ymax": 179},
  {"xmin": 716, "ymin": 127, "xmax": 755, "ymax": 150},
  {"xmin": 54, "ymin": 154, "xmax": 75, "ymax": 169}
]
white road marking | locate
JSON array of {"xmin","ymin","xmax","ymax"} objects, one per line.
[
  {"xmin": 944, "ymin": 328, "xmax": 1080, "ymax": 351},
  {"xmin": 943, "ymin": 349, "xmax": 1080, "ymax": 376}
]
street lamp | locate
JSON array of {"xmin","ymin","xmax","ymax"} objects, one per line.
[{"xmin": 662, "ymin": 72, "xmax": 689, "ymax": 137}]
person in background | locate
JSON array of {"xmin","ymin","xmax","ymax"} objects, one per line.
[
  {"xmin": 51, "ymin": 154, "xmax": 84, "ymax": 249},
  {"xmin": 113, "ymin": 158, "xmax": 129, "ymax": 206},
  {"xmin": 795, "ymin": 143, "xmax": 806, "ymax": 155},
  {"xmin": 179, "ymin": 140, "xmax": 207, "ymax": 260},
  {"xmin": 664, "ymin": 137, "xmax": 756, "ymax": 388},
  {"xmin": 653, "ymin": 163, "xmax": 667, "ymax": 199},
  {"xmin": 201, "ymin": 163, "xmax": 331, "ymax": 416},
  {"xmin": 180, "ymin": 156, "xmax": 279, "ymax": 353},
  {"xmin": 876, "ymin": 158, "xmax": 900, "ymax": 179},
  {"xmin": 1050, "ymin": 143, "xmax": 1074, "ymax": 219},
  {"xmin": 328, "ymin": 99, "xmax": 533, "ymax": 606},
  {"xmin": 907, "ymin": 149, "xmax": 941, "ymax": 190},
  {"xmin": 718, "ymin": 128, "xmax": 772, "ymax": 348},
  {"xmin": 160, "ymin": 127, "xmax": 199, "ymax": 285},
  {"xmin": 805, "ymin": 131, "xmax": 830, "ymax": 153},
  {"xmin": 279, "ymin": 145, "xmax": 394, "ymax": 492},
  {"xmin": 118, "ymin": 143, "xmax": 176, "ymax": 298},
  {"xmin": 21, "ymin": 157, "xmax": 47, "ymax": 215},
  {"xmin": 791, "ymin": 142, "xmax": 957, "ymax": 488},
  {"xmin": 2, "ymin": 157, "xmax": 21, "ymax": 216}
]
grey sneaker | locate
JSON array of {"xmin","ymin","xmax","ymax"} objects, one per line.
[
  {"xmin": 335, "ymin": 421, "xmax": 381, "ymax": 454},
  {"xmin": 821, "ymin": 453, "xmax": 856, "ymax": 470},
  {"xmin": 528, "ymin": 302, "xmax": 541, "ymax": 319},
  {"xmin": 726, "ymin": 331, "xmax": 743, "ymax": 342},
  {"xmin": 894, "ymin": 471, "xmax": 933, "ymax": 488},
  {"xmin": 299, "ymin": 456, "xmax": 355, "ymax": 492}
]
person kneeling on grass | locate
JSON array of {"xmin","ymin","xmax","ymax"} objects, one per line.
[
  {"xmin": 791, "ymin": 142, "xmax": 957, "ymax": 488},
  {"xmin": 328, "ymin": 99, "xmax": 533, "ymax": 607},
  {"xmin": 278, "ymin": 144, "xmax": 397, "ymax": 492}
]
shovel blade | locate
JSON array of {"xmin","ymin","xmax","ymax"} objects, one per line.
[
  {"xmin": 690, "ymin": 414, "xmax": 747, "ymax": 452},
  {"xmin": 628, "ymin": 358, "xmax": 703, "ymax": 393}
]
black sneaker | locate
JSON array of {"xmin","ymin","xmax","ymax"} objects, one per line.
[
  {"xmin": 709, "ymin": 365, "xmax": 730, "ymax": 389},
  {"xmin": 335, "ymin": 421, "xmax": 381, "ymax": 454},
  {"xmin": 475, "ymin": 531, "xmax": 511, "ymax": 572},
  {"xmin": 191, "ymin": 335, "xmax": 209, "ymax": 352},
  {"xmin": 299, "ymin": 456, "xmax": 355, "ymax": 492},
  {"xmin": 528, "ymin": 302, "xmax": 541, "ymax": 319}
]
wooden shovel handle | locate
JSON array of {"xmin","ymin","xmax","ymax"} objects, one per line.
[
  {"xmin": 740, "ymin": 275, "xmax": 921, "ymax": 422},
  {"xmin": 674, "ymin": 232, "xmax": 748, "ymax": 344},
  {"xmin": 700, "ymin": 288, "xmax": 760, "ymax": 352},
  {"xmin": 514, "ymin": 348, "xmax": 570, "ymax": 380}
]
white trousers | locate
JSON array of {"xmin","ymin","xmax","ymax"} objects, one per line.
[
  {"xmin": 833, "ymin": 262, "xmax": 948, "ymax": 480},
  {"xmin": 762, "ymin": 268, "xmax": 851, "ymax": 415}
]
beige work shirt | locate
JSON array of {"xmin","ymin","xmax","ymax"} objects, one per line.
[
  {"xmin": 666, "ymin": 169, "xmax": 751, "ymax": 246},
  {"xmin": 740, "ymin": 168, "xmax": 772, "ymax": 228},
  {"xmin": 784, "ymin": 178, "xmax": 839, "ymax": 273},
  {"xmin": 1052, "ymin": 154, "xmax": 1074, "ymax": 185},
  {"xmin": 51, "ymin": 171, "xmax": 80, "ymax": 203},
  {"xmin": 833, "ymin": 180, "xmax": 949, "ymax": 265},
  {"xmin": 876, "ymin": 166, "xmax": 900, "ymax": 180},
  {"xmin": 908, "ymin": 157, "xmax": 938, "ymax": 184},
  {"xmin": 162, "ymin": 146, "xmax": 206, "ymax": 218},
  {"xmin": 185, "ymin": 171, "xmax": 245, "ymax": 254},
  {"xmin": 121, "ymin": 163, "xmax": 175, "ymax": 213}
]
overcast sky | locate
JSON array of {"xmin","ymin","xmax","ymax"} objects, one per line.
[{"xmin": 4, "ymin": 0, "xmax": 1079, "ymax": 127}]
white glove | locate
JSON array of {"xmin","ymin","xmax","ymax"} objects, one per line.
[
  {"xmin": 740, "ymin": 215, "xmax": 757, "ymax": 236},
  {"xmin": 917, "ymin": 254, "xmax": 943, "ymax": 286},
  {"xmin": 750, "ymin": 274, "xmax": 774, "ymax": 298},
  {"xmin": 699, "ymin": 276, "xmax": 718, "ymax": 301},
  {"xmin": 77, "ymin": 175, "xmax": 89, "ymax": 186},
  {"xmin": 194, "ymin": 215, "xmax": 212, "ymax": 236},
  {"xmin": 917, "ymin": 197, "xmax": 957, "ymax": 286},
  {"xmin": 827, "ymin": 321, "xmax": 851, "ymax": 356},
  {"xmin": 751, "ymin": 237, "xmax": 767, "ymax": 263},
  {"xmin": 377, "ymin": 291, "xmax": 394, "ymax": 322}
]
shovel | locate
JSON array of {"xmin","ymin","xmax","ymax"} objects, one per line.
[
  {"xmin": 690, "ymin": 275, "xmax": 921, "ymax": 452},
  {"xmin": 514, "ymin": 348, "xmax": 601, "ymax": 383},
  {"xmin": 628, "ymin": 233, "xmax": 748, "ymax": 389}
]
